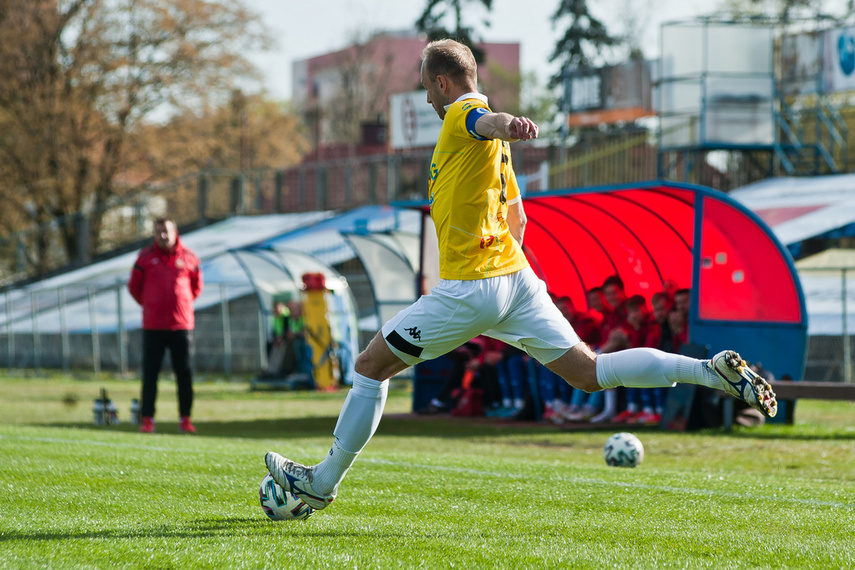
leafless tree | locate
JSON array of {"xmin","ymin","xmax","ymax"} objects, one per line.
[
  {"xmin": 0, "ymin": 0, "xmax": 269, "ymax": 274},
  {"xmin": 324, "ymin": 36, "xmax": 396, "ymax": 146}
]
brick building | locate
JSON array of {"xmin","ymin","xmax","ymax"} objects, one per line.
[{"xmin": 292, "ymin": 30, "xmax": 521, "ymax": 155}]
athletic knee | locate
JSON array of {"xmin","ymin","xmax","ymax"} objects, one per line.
[
  {"xmin": 354, "ymin": 337, "xmax": 406, "ymax": 381},
  {"xmin": 353, "ymin": 351, "xmax": 374, "ymax": 375}
]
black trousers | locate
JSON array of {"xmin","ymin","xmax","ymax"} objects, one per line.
[{"xmin": 141, "ymin": 329, "xmax": 194, "ymax": 418}]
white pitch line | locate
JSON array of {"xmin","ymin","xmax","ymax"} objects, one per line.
[
  {"xmin": 364, "ymin": 458, "xmax": 855, "ymax": 510},
  {"xmin": 0, "ymin": 433, "xmax": 313, "ymax": 455},
  {"xmin": 2, "ymin": 434, "xmax": 852, "ymax": 510},
  {"xmin": 0, "ymin": 434, "xmax": 190, "ymax": 453}
]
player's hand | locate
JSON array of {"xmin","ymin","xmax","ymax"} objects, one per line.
[{"xmin": 508, "ymin": 116, "xmax": 538, "ymax": 141}]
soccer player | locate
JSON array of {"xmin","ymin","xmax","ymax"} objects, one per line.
[{"xmin": 265, "ymin": 39, "xmax": 777, "ymax": 510}]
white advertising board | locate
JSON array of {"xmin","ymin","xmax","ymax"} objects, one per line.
[
  {"xmin": 824, "ymin": 27, "xmax": 855, "ymax": 93},
  {"xmin": 389, "ymin": 91, "xmax": 443, "ymax": 149}
]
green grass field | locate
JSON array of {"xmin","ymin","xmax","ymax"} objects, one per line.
[{"xmin": 1, "ymin": 374, "xmax": 854, "ymax": 569}]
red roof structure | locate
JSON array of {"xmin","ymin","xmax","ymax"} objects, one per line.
[{"xmin": 409, "ymin": 181, "xmax": 808, "ymax": 382}]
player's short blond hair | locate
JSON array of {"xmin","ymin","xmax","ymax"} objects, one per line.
[{"xmin": 421, "ymin": 39, "xmax": 477, "ymax": 87}]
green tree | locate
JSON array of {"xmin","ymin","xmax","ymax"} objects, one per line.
[
  {"xmin": 548, "ymin": 0, "xmax": 619, "ymax": 87},
  {"xmin": 324, "ymin": 35, "xmax": 395, "ymax": 146},
  {"xmin": 416, "ymin": 0, "xmax": 494, "ymax": 62},
  {"xmin": 0, "ymin": 0, "xmax": 270, "ymax": 275}
]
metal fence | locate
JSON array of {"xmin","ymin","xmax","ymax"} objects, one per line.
[
  {"xmin": 0, "ymin": 283, "xmax": 266, "ymax": 377},
  {"xmin": 798, "ymin": 267, "xmax": 855, "ymax": 383},
  {"xmin": 4, "ymin": 111, "xmax": 855, "ymax": 286},
  {"xmin": 6, "ymin": 268, "xmax": 853, "ymax": 384},
  {"xmin": 0, "ymin": 153, "xmax": 437, "ymax": 286},
  {"xmin": 549, "ymin": 131, "xmax": 658, "ymax": 189}
]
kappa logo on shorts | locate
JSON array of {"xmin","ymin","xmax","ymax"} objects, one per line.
[
  {"xmin": 404, "ymin": 326, "xmax": 422, "ymax": 341},
  {"xmin": 386, "ymin": 330, "xmax": 423, "ymax": 358}
]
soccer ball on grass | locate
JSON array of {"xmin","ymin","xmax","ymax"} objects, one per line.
[
  {"xmin": 603, "ymin": 432, "xmax": 644, "ymax": 468},
  {"xmin": 259, "ymin": 473, "xmax": 314, "ymax": 520}
]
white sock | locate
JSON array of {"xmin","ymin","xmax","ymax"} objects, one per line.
[
  {"xmin": 601, "ymin": 389, "xmax": 617, "ymax": 415},
  {"xmin": 591, "ymin": 390, "xmax": 617, "ymax": 422},
  {"xmin": 596, "ymin": 348, "xmax": 716, "ymax": 390},
  {"xmin": 312, "ymin": 372, "xmax": 388, "ymax": 495}
]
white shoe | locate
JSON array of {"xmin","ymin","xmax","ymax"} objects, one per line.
[
  {"xmin": 706, "ymin": 350, "xmax": 777, "ymax": 418},
  {"xmin": 590, "ymin": 409, "xmax": 615, "ymax": 423},
  {"xmin": 265, "ymin": 452, "xmax": 335, "ymax": 510},
  {"xmin": 564, "ymin": 406, "xmax": 596, "ymax": 422},
  {"xmin": 547, "ymin": 401, "xmax": 568, "ymax": 424}
]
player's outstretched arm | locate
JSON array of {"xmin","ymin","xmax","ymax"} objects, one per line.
[{"xmin": 474, "ymin": 112, "xmax": 539, "ymax": 142}]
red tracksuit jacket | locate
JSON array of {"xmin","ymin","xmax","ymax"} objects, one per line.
[{"xmin": 128, "ymin": 237, "xmax": 203, "ymax": 330}]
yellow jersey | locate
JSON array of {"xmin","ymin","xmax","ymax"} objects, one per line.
[{"xmin": 428, "ymin": 95, "xmax": 529, "ymax": 280}]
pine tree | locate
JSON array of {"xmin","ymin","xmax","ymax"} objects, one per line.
[
  {"xmin": 416, "ymin": 0, "xmax": 494, "ymax": 63},
  {"xmin": 548, "ymin": 0, "xmax": 619, "ymax": 87}
]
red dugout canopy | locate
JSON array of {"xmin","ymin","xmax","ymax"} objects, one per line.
[
  {"xmin": 523, "ymin": 184, "xmax": 803, "ymax": 326},
  {"xmin": 412, "ymin": 181, "xmax": 807, "ymax": 381}
]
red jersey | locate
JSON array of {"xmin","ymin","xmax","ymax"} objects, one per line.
[
  {"xmin": 570, "ymin": 310, "xmax": 603, "ymax": 347},
  {"xmin": 128, "ymin": 237, "xmax": 203, "ymax": 330},
  {"xmin": 644, "ymin": 322, "xmax": 662, "ymax": 349},
  {"xmin": 621, "ymin": 318, "xmax": 650, "ymax": 349},
  {"xmin": 600, "ymin": 301, "xmax": 627, "ymax": 344},
  {"xmin": 646, "ymin": 321, "xmax": 687, "ymax": 353},
  {"xmin": 466, "ymin": 336, "xmax": 506, "ymax": 365}
]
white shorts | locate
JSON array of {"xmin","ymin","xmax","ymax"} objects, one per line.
[{"xmin": 381, "ymin": 267, "xmax": 582, "ymax": 366}]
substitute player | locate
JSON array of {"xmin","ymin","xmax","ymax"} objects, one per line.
[{"xmin": 265, "ymin": 39, "xmax": 777, "ymax": 509}]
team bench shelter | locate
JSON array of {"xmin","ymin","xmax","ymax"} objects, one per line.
[{"xmin": 407, "ymin": 181, "xmax": 834, "ymax": 424}]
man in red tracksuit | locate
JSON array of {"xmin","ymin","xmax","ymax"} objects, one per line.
[{"xmin": 128, "ymin": 217, "xmax": 203, "ymax": 434}]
